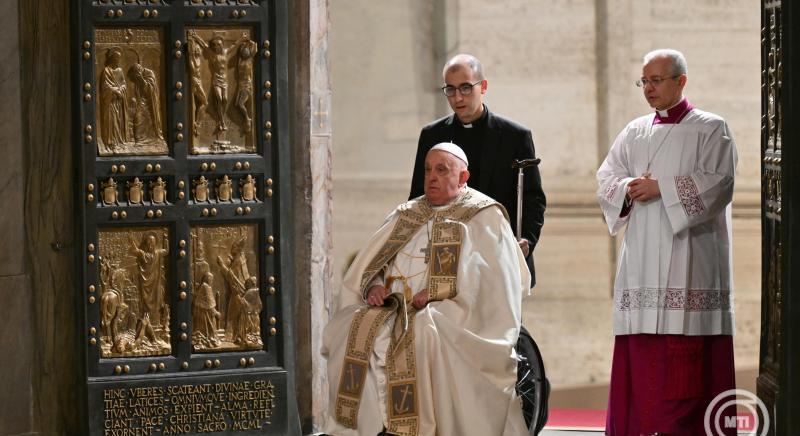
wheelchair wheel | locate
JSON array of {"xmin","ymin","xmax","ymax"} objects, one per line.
[{"xmin": 516, "ymin": 325, "xmax": 550, "ymax": 435}]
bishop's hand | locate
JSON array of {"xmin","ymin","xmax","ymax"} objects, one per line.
[
  {"xmin": 627, "ymin": 177, "xmax": 661, "ymax": 203},
  {"xmin": 366, "ymin": 285, "xmax": 389, "ymax": 306}
]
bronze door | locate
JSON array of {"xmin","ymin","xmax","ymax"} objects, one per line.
[
  {"xmin": 74, "ymin": 1, "xmax": 297, "ymax": 434},
  {"xmin": 759, "ymin": 1, "xmax": 800, "ymax": 434},
  {"xmin": 759, "ymin": 3, "xmax": 782, "ymax": 435}
]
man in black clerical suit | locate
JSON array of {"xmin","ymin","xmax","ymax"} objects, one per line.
[{"xmin": 409, "ymin": 54, "xmax": 546, "ymax": 286}]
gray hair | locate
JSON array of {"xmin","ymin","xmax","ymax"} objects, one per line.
[
  {"xmin": 643, "ymin": 49, "xmax": 688, "ymax": 76},
  {"xmin": 442, "ymin": 54, "xmax": 485, "ymax": 81}
]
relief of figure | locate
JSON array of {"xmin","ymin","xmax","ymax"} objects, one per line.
[
  {"xmin": 128, "ymin": 61, "xmax": 165, "ymax": 145},
  {"xmin": 193, "ymin": 272, "xmax": 222, "ymax": 348},
  {"xmin": 216, "ymin": 236, "xmax": 261, "ymax": 346},
  {"xmin": 188, "ymin": 30, "xmax": 231, "ymax": 137},
  {"xmin": 191, "ymin": 238, "xmax": 217, "ymax": 350},
  {"xmin": 192, "ymin": 235, "xmax": 211, "ymax": 287},
  {"xmin": 224, "ymin": 275, "xmax": 261, "ymax": 347},
  {"xmin": 187, "ymin": 30, "xmax": 253, "ymax": 143},
  {"xmin": 243, "ymin": 276, "xmax": 262, "ymax": 340},
  {"xmin": 234, "ymin": 34, "xmax": 257, "ymax": 133},
  {"xmin": 100, "ymin": 257, "xmax": 129, "ymax": 352},
  {"xmin": 187, "ymin": 33, "xmax": 208, "ymax": 138},
  {"xmin": 100, "ymin": 47, "xmax": 129, "ymax": 151},
  {"xmin": 129, "ymin": 233, "xmax": 169, "ymax": 327}
]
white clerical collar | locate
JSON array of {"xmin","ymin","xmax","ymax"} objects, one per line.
[
  {"xmin": 457, "ymin": 106, "xmax": 486, "ymax": 129},
  {"xmin": 657, "ymin": 98, "xmax": 684, "ymax": 118}
]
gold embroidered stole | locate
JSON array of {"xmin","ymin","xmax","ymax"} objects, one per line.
[
  {"xmin": 335, "ymin": 189, "xmax": 502, "ymax": 434},
  {"xmin": 334, "ymin": 295, "xmax": 402, "ymax": 428}
]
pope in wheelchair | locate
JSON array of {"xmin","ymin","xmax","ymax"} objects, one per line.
[{"xmin": 322, "ymin": 144, "xmax": 544, "ymax": 436}]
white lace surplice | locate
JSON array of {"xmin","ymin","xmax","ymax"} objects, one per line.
[{"xmin": 597, "ymin": 109, "xmax": 738, "ymax": 336}]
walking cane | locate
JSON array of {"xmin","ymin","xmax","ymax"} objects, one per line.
[{"xmin": 511, "ymin": 158, "xmax": 541, "ymax": 240}]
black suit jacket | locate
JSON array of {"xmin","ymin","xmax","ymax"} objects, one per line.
[{"xmin": 409, "ymin": 107, "xmax": 546, "ymax": 286}]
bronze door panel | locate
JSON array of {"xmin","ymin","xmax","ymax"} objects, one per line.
[
  {"xmin": 98, "ymin": 227, "xmax": 172, "ymax": 358},
  {"xmin": 94, "ymin": 27, "xmax": 168, "ymax": 156},
  {"xmin": 75, "ymin": 1, "xmax": 296, "ymax": 433}
]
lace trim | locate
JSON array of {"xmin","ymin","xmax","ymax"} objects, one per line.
[
  {"xmin": 676, "ymin": 176, "xmax": 706, "ymax": 217},
  {"xmin": 616, "ymin": 288, "xmax": 731, "ymax": 312},
  {"xmin": 604, "ymin": 177, "xmax": 620, "ymax": 202}
]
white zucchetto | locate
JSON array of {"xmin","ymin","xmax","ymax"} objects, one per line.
[{"xmin": 429, "ymin": 142, "xmax": 469, "ymax": 167}]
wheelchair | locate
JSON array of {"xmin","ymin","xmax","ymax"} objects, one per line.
[{"xmin": 516, "ymin": 325, "xmax": 550, "ymax": 435}]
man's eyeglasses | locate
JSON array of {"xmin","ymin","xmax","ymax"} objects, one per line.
[
  {"xmin": 635, "ymin": 75, "xmax": 680, "ymax": 88},
  {"xmin": 441, "ymin": 81, "xmax": 482, "ymax": 97}
]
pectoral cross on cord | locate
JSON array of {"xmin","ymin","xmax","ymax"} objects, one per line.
[
  {"xmin": 420, "ymin": 244, "xmax": 431, "ymax": 264},
  {"xmin": 420, "ymin": 220, "xmax": 432, "ymax": 264},
  {"xmin": 642, "ymin": 106, "xmax": 690, "ymax": 178}
]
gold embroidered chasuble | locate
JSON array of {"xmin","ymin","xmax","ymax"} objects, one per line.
[{"xmin": 325, "ymin": 188, "xmax": 529, "ymax": 436}]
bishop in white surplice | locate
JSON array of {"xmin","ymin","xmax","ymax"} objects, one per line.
[
  {"xmin": 597, "ymin": 103, "xmax": 738, "ymax": 336},
  {"xmin": 597, "ymin": 49, "xmax": 738, "ymax": 436}
]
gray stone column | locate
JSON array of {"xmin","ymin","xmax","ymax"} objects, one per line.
[
  {"xmin": 290, "ymin": 0, "xmax": 332, "ymax": 433},
  {"xmin": 309, "ymin": 0, "xmax": 333, "ymax": 431}
]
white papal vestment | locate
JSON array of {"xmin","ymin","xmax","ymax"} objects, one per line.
[
  {"xmin": 597, "ymin": 108, "xmax": 738, "ymax": 336},
  {"xmin": 322, "ymin": 189, "xmax": 530, "ymax": 436}
]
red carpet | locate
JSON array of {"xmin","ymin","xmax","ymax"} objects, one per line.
[
  {"xmin": 544, "ymin": 409, "xmax": 606, "ymax": 430},
  {"xmin": 544, "ymin": 408, "xmax": 757, "ymax": 432}
]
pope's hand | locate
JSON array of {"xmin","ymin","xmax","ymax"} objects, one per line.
[
  {"xmin": 366, "ymin": 285, "xmax": 389, "ymax": 306},
  {"xmin": 627, "ymin": 177, "xmax": 661, "ymax": 203},
  {"xmin": 412, "ymin": 289, "xmax": 429, "ymax": 310}
]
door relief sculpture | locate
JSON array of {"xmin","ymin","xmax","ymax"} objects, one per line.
[
  {"xmin": 98, "ymin": 228, "xmax": 171, "ymax": 358},
  {"xmin": 191, "ymin": 225, "xmax": 262, "ymax": 352},
  {"xmin": 94, "ymin": 27, "xmax": 167, "ymax": 156},
  {"xmin": 187, "ymin": 27, "xmax": 257, "ymax": 154}
]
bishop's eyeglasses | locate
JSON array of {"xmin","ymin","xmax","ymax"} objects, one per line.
[
  {"xmin": 635, "ymin": 75, "xmax": 680, "ymax": 88},
  {"xmin": 441, "ymin": 81, "xmax": 482, "ymax": 97}
]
